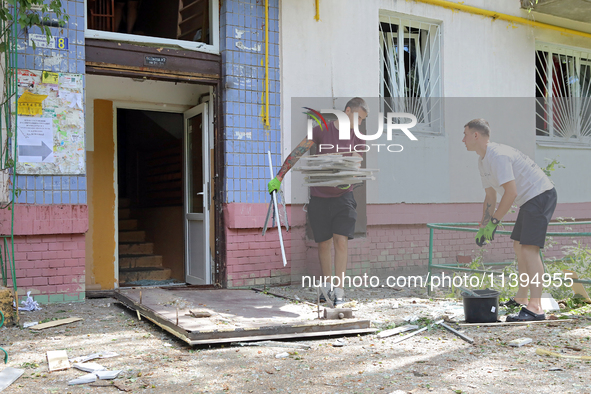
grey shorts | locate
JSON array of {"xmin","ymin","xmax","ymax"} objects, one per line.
[
  {"xmin": 511, "ymin": 188, "xmax": 557, "ymax": 248},
  {"xmin": 308, "ymin": 192, "xmax": 357, "ymax": 243}
]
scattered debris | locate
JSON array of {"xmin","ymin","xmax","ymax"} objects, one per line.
[
  {"xmin": 15, "ymin": 291, "xmax": 42, "ymax": 311},
  {"xmin": 566, "ymin": 345, "xmax": 582, "ymax": 351},
  {"xmin": 536, "ymin": 348, "xmax": 591, "ymax": 360},
  {"xmin": 377, "ymin": 325, "xmax": 419, "ymax": 339},
  {"xmin": 563, "ymin": 270, "xmax": 591, "ymax": 302},
  {"xmin": 332, "ymin": 338, "xmax": 346, "ymax": 347},
  {"xmin": 188, "ymin": 309, "xmax": 213, "ymax": 318},
  {"xmin": 69, "ymin": 351, "xmax": 119, "ymax": 364},
  {"xmin": 548, "ymin": 367, "xmax": 563, "ymax": 371},
  {"xmin": 0, "ymin": 367, "xmax": 24, "ymax": 391},
  {"xmin": 47, "ymin": 350, "xmax": 70, "ymax": 372},
  {"xmin": 68, "ymin": 372, "xmax": 97, "ymax": 385},
  {"xmin": 22, "ymin": 322, "xmax": 38, "ymax": 328},
  {"xmin": 234, "ymin": 341, "xmax": 311, "ymax": 350},
  {"xmin": 508, "ymin": 337, "xmax": 532, "ymax": 347},
  {"xmin": 95, "ymin": 370, "xmax": 122, "ymax": 380},
  {"xmin": 32, "ymin": 317, "xmax": 83, "ymax": 330},
  {"xmin": 275, "ymin": 352, "xmax": 290, "ymax": 358},
  {"xmin": 541, "ymin": 293, "xmax": 560, "ymax": 312},
  {"xmin": 73, "ymin": 362, "xmax": 106, "ymax": 373}
]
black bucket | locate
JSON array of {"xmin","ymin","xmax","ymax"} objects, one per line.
[{"xmin": 462, "ymin": 289, "xmax": 500, "ymax": 323}]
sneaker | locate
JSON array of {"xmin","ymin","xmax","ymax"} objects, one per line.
[
  {"xmin": 318, "ymin": 286, "xmax": 333, "ymax": 304},
  {"xmin": 333, "ymin": 287, "xmax": 346, "ymax": 306}
]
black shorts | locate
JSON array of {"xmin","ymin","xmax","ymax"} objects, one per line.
[
  {"xmin": 308, "ymin": 192, "xmax": 357, "ymax": 243},
  {"xmin": 510, "ymin": 188, "xmax": 557, "ymax": 248}
]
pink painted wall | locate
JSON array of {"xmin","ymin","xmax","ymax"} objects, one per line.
[
  {"xmin": 224, "ymin": 202, "xmax": 591, "ymax": 288},
  {"xmin": 0, "ymin": 205, "xmax": 88, "ymax": 303}
]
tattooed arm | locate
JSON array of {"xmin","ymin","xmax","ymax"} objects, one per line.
[
  {"xmin": 481, "ymin": 187, "xmax": 497, "ymax": 227},
  {"xmin": 276, "ymin": 138, "xmax": 315, "ymax": 181},
  {"xmin": 492, "ymin": 180, "xmax": 517, "ymax": 222}
]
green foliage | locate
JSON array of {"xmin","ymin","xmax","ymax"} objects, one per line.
[
  {"xmin": 542, "ymin": 157, "xmax": 565, "ymax": 178},
  {"xmin": 0, "ymin": 0, "xmax": 69, "ymax": 45}
]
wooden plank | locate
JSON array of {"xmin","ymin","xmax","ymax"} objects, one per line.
[
  {"xmin": 31, "ymin": 317, "xmax": 83, "ymax": 330},
  {"xmin": 188, "ymin": 328, "xmax": 378, "ymax": 346},
  {"xmin": 0, "ymin": 367, "xmax": 24, "ymax": 391},
  {"xmin": 47, "ymin": 350, "xmax": 70, "ymax": 372}
]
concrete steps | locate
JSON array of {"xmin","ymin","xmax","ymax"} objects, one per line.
[
  {"xmin": 119, "ymin": 267, "xmax": 172, "ymax": 282},
  {"xmin": 119, "ymin": 254, "xmax": 163, "ymax": 269},
  {"xmin": 118, "ymin": 198, "xmax": 171, "ymax": 284}
]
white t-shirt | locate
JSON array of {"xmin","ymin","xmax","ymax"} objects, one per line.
[{"xmin": 478, "ymin": 142, "xmax": 554, "ymax": 207}]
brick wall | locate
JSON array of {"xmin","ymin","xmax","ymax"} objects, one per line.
[
  {"xmin": 0, "ymin": 205, "xmax": 88, "ymax": 303},
  {"xmin": 224, "ymin": 202, "xmax": 591, "ymax": 288}
]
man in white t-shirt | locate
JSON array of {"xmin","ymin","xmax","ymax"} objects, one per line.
[{"xmin": 463, "ymin": 119, "xmax": 557, "ymax": 322}]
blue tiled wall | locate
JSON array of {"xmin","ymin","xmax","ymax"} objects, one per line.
[
  {"xmin": 221, "ymin": 0, "xmax": 281, "ymax": 204},
  {"xmin": 16, "ymin": 175, "xmax": 87, "ymax": 204},
  {"xmin": 16, "ymin": 0, "xmax": 86, "ymax": 205}
]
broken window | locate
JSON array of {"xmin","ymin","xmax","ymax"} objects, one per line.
[
  {"xmin": 535, "ymin": 44, "xmax": 591, "ymax": 144},
  {"xmin": 379, "ymin": 13, "xmax": 442, "ymax": 133},
  {"xmin": 87, "ymin": 0, "xmax": 213, "ymax": 46}
]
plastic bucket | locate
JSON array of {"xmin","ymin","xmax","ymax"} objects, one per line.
[{"xmin": 462, "ymin": 289, "xmax": 500, "ymax": 323}]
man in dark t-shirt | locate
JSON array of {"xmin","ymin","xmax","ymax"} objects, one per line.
[{"xmin": 268, "ymin": 97, "xmax": 367, "ymax": 306}]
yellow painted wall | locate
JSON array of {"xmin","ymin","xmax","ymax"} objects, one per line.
[{"xmin": 89, "ymin": 99, "xmax": 116, "ymax": 289}]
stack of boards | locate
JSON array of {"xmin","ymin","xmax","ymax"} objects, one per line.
[{"xmin": 294, "ymin": 154, "xmax": 378, "ymax": 187}]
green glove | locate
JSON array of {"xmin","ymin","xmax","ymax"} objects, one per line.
[
  {"xmin": 475, "ymin": 227, "xmax": 486, "ymax": 247},
  {"xmin": 482, "ymin": 219, "xmax": 499, "ymax": 242},
  {"xmin": 268, "ymin": 177, "xmax": 281, "ymax": 194}
]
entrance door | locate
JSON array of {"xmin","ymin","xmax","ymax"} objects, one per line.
[{"xmin": 184, "ymin": 103, "xmax": 210, "ymax": 284}]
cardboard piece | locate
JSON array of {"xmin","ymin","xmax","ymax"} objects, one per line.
[
  {"xmin": 73, "ymin": 362, "xmax": 105, "ymax": 373},
  {"xmin": 47, "ymin": 350, "xmax": 70, "ymax": 372},
  {"xmin": 563, "ymin": 270, "xmax": 591, "ymax": 303}
]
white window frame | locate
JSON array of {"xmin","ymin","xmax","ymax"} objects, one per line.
[
  {"xmin": 379, "ymin": 12, "xmax": 442, "ymax": 135},
  {"xmin": 84, "ymin": 0, "xmax": 219, "ymax": 55},
  {"xmin": 535, "ymin": 42, "xmax": 591, "ymax": 147}
]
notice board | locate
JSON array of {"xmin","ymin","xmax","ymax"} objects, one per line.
[{"xmin": 15, "ymin": 69, "xmax": 84, "ymax": 175}]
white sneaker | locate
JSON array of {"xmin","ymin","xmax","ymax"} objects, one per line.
[{"xmin": 333, "ymin": 287, "xmax": 345, "ymax": 306}]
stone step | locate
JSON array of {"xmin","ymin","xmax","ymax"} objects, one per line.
[
  {"xmin": 119, "ymin": 230, "xmax": 146, "ymax": 243},
  {"xmin": 119, "ymin": 198, "xmax": 131, "ymax": 208},
  {"xmin": 119, "ymin": 267, "xmax": 172, "ymax": 283},
  {"xmin": 119, "ymin": 208, "xmax": 131, "ymax": 220},
  {"xmin": 119, "ymin": 242, "xmax": 154, "ymax": 255},
  {"xmin": 119, "ymin": 219, "xmax": 138, "ymax": 231},
  {"xmin": 119, "ymin": 254, "xmax": 163, "ymax": 269}
]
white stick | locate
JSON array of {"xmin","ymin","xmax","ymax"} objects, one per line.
[{"xmin": 267, "ymin": 151, "xmax": 287, "ymax": 267}]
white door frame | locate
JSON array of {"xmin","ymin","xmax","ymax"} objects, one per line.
[{"xmin": 183, "ymin": 103, "xmax": 211, "ymax": 284}]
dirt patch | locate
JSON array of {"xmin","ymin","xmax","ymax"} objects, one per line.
[{"xmin": 0, "ymin": 288, "xmax": 590, "ymax": 393}]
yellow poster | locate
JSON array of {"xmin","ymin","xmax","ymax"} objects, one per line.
[
  {"xmin": 41, "ymin": 71, "xmax": 59, "ymax": 85},
  {"xmin": 18, "ymin": 91, "xmax": 48, "ymax": 116}
]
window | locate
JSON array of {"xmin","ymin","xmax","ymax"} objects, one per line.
[
  {"xmin": 535, "ymin": 44, "xmax": 591, "ymax": 144},
  {"xmin": 85, "ymin": 0, "xmax": 219, "ymax": 53},
  {"xmin": 379, "ymin": 13, "xmax": 442, "ymax": 133}
]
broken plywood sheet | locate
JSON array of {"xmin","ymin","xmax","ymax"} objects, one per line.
[{"xmin": 114, "ymin": 288, "xmax": 374, "ymax": 345}]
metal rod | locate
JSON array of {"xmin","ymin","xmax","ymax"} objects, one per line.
[
  {"xmin": 267, "ymin": 151, "xmax": 287, "ymax": 267},
  {"xmin": 438, "ymin": 321, "xmax": 474, "ymax": 343},
  {"xmin": 392, "ymin": 320, "xmax": 443, "ymax": 344}
]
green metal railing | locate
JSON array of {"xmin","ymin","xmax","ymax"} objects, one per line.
[
  {"xmin": 0, "ymin": 0, "xmax": 20, "ymax": 351},
  {"xmin": 427, "ymin": 221, "xmax": 591, "ymax": 295}
]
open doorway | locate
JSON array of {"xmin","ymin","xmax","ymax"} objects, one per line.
[{"xmin": 117, "ymin": 108, "xmax": 185, "ymax": 286}]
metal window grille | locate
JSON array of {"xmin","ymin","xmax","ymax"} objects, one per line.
[
  {"xmin": 379, "ymin": 14, "xmax": 442, "ymax": 133},
  {"xmin": 535, "ymin": 44, "xmax": 591, "ymax": 143}
]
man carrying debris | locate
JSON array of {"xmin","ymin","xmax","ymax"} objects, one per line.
[
  {"xmin": 462, "ymin": 119, "xmax": 557, "ymax": 322},
  {"xmin": 268, "ymin": 97, "xmax": 368, "ymax": 306}
]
